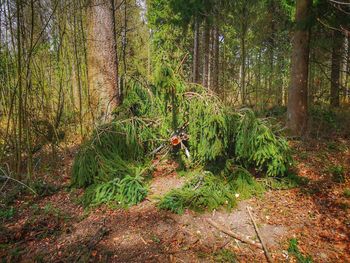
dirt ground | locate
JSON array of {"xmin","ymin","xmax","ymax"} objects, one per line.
[{"xmin": 1, "ymin": 136, "xmax": 349, "ymax": 262}]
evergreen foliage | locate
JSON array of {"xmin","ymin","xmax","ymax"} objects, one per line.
[
  {"xmin": 224, "ymin": 160, "xmax": 265, "ymax": 199},
  {"xmin": 158, "ymin": 165, "xmax": 269, "ymax": 214},
  {"xmin": 71, "ymin": 115, "xmax": 158, "ymax": 206},
  {"xmin": 234, "ymin": 109, "xmax": 292, "ymax": 177},
  {"xmin": 158, "ymin": 171, "xmax": 236, "ymax": 214},
  {"xmin": 71, "ymin": 117, "xmax": 158, "ymax": 188},
  {"xmin": 187, "ymin": 93, "xmax": 228, "ymax": 162},
  {"xmin": 83, "ymin": 173, "xmax": 148, "ymax": 207},
  {"xmin": 72, "ymin": 63, "xmax": 293, "ymax": 209}
]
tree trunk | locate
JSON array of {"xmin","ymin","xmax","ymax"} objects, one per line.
[
  {"xmin": 342, "ymin": 35, "xmax": 348, "ymax": 103},
  {"xmin": 240, "ymin": 3, "xmax": 247, "ymax": 105},
  {"xmin": 240, "ymin": 27, "xmax": 246, "ymax": 105},
  {"xmin": 202, "ymin": 19, "xmax": 210, "ymax": 88},
  {"xmin": 346, "ymin": 35, "xmax": 350, "ymax": 103},
  {"xmin": 87, "ymin": 0, "xmax": 119, "ymax": 122},
  {"xmin": 330, "ymin": 30, "xmax": 342, "ymax": 108},
  {"xmin": 212, "ymin": 25, "xmax": 219, "ymax": 92},
  {"xmin": 16, "ymin": 0, "xmax": 23, "ymax": 175},
  {"xmin": 121, "ymin": 0, "xmax": 127, "ymax": 103},
  {"xmin": 192, "ymin": 17, "xmax": 200, "ymax": 83},
  {"xmin": 268, "ymin": 0, "xmax": 275, "ymax": 105},
  {"xmin": 287, "ymin": 0, "xmax": 311, "ymax": 136}
]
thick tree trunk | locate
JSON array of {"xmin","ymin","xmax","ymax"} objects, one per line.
[
  {"xmin": 287, "ymin": 0, "xmax": 311, "ymax": 136},
  {"xmin": 202, "ymin": 19, "xmax": 210, "ymax": 88},
  {"xmin": 192, "ymin": 17, "xmax": 200, "ymax": 83},
  {"xmin": 87, "ymin": 0, "xmax": 119, "ymax": 122},
  {"xmin": 330, "ymin": 30, "xmax": 342, "ymax": 108}
]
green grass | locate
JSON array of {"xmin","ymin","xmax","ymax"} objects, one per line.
[
  {"xmin": 327, "ymin": 165, "xmax": 345, "ymax": 183},
  {"xmin": 288, "ymin": 238, "xmax": 313, "ymax": 263},
  {"xmin": 343, "ymin": 188, "xmax": 350, "ymax": 198},
  {"xmin": 0, "ymin": 206, "xmax": 15, "ymax": 221},
  {"xmin": 213, "ymin": 249, "xmax": 237, "ymax": 263}
]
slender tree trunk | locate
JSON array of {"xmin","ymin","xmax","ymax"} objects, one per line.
[
  {"xmin": 308, "ymin": 49, "xmax": 314, "ymax": 105},
  {"xmin": 240, "ymin": 2, "xmax": 248, "ymax": 105},
  {"xmin": 192, "ymin": 17, "xmax": 200, "ymax": 83},
  {"xmin": 16, "ymin": 0, "xmax": 23, "ymax": 176},
  {"xmin": 202, "ymin": 19, "xmax": 210, "ymax": 88},
  {"xmin": 346, "ymin": 35, "xmax": 350, "ymax": 102},
  {"xmin": 257, "ymin": 49, "xmax": 262, "ymax": 107},
  {"xmin": 73, "ymin": 9, "xmax": 84, "ymax": 136},
  {"xmin": 342, "ymin": 35, "xmax": 348, "ymax": 102},
  {"xmin": 240, "ymin": 25, "xmax": 247, "ymax": 105},
  {"xmin": 121, "ymin": 0, "xmax": 127, "ymax": 103},
  {"xmin": 287, "ymin": 0, "xmax": 311, "ymax": 136},
  {"xmin": 330, "ymin": 30, "xmax": 342, "ymax": 108},
  {"xmin": 212, "ymin": 25, "xmax": 219, "ymax": 92},
  {"xmin": 87, "ymin": 0, "xmax": 119, "ymax": 122},
  {"xmin": 208, "ymin": 27, "xmax": 213, "ymax": 89},
  {"xmin": 268, "ymin": 0, "xmax": 275, "ymax": 104}
]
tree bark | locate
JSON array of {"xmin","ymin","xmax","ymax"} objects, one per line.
[
  {"xmin": 342, "ymin": 35, "xmax": 348, "ymax": 103},
  {"xmin": 16, "ymin": 0, "xmax": 23, "ymax": 175},
  {"xmin": 330, "ymin": 30, "xmax": 342, "ymax": 108},
  {"xmin": 192, "ymin": 17, "xmax": 200, "ymax": 83},
  {"xmin": 287, "ymin": 0, "xmax": 311, "ymax": 136},
  {"xmin": 202, "ymin": 19, "xmax": 210, "ymax": 88},
  {"xmin": 87, "ymin": 0, "xmax": 119, "ymax": 122},
  {"xmin": 346, "ymin": 35, "xmax": 350, "ymax": 103},
  {"xmin": 212, "ymin": 25, "xmax": 219, "ymax": 92},
  {"xmin": 240, "ymin": 2, "xmax": 247, "ymax": 105}
]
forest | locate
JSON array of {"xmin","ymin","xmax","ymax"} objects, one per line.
[{"xmin": 0, "ymin": 0, "xmax": 349, "ymax": 262}]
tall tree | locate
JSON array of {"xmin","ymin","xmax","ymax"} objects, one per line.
[
  {"xmin": 87, "ymin": 0, "xmax": 119, "ymax": 122},
  {"xmin": 330, "ymin": 30, "xmax": 343, "ymax": 108},
  {"xmin": 202, "ymin": 19, "xmax": 210, "ymax": 88},
  {"xmin": 212, "ymin": 25, "xmax": 219, "ymax": 91},
  {"xmin": 287, "ymin": 0, "xmax": 312, "ymax": 136},
  {"xmin": 192, "ymin": 17, "xmax": 200, "ymax": 83}
]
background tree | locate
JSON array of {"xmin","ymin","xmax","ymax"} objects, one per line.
[
  {"xmin": 287, "ymin": 0, "xmax": 312, "ymax": 136},
  {"xmin": 87, "ymin": 0, "xmax": 119, "ymax": 122}
]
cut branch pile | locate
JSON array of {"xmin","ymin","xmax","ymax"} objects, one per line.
[{"xmin": 71, "ymin": 63, "xmax": 293, "ymax": 209}]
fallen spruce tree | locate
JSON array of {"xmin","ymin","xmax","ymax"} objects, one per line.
[{"xmin": 71, "ymin": 62, "xmax": 294, "ymax": 210}]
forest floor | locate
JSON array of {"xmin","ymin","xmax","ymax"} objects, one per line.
[{"xmin": 1, "ymin": 136, "xmax": 350, "ymax": 263}]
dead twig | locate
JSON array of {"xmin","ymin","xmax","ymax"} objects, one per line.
[
  {"xmin": 206, "ymin": 219, "xmax": 262, "ymax": 249},
  {"xmin": 247, "ymin": 206, "xmax": 273, "ymax": 263}
]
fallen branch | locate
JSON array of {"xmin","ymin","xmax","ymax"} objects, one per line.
[
  {"xmin": 0, "ymin": 174, "xmax": 37, "ymax": 195},
  {"xmin": 74, "ymin": 222, "xmax": 109, "ymax": 263},
  {"xmin": 206, "ymin": 218, "xmax": 262, "ymax": 249},
  {"xmin": 247, "ymin": 206, "xmax": 273, "ymax": 263}
]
